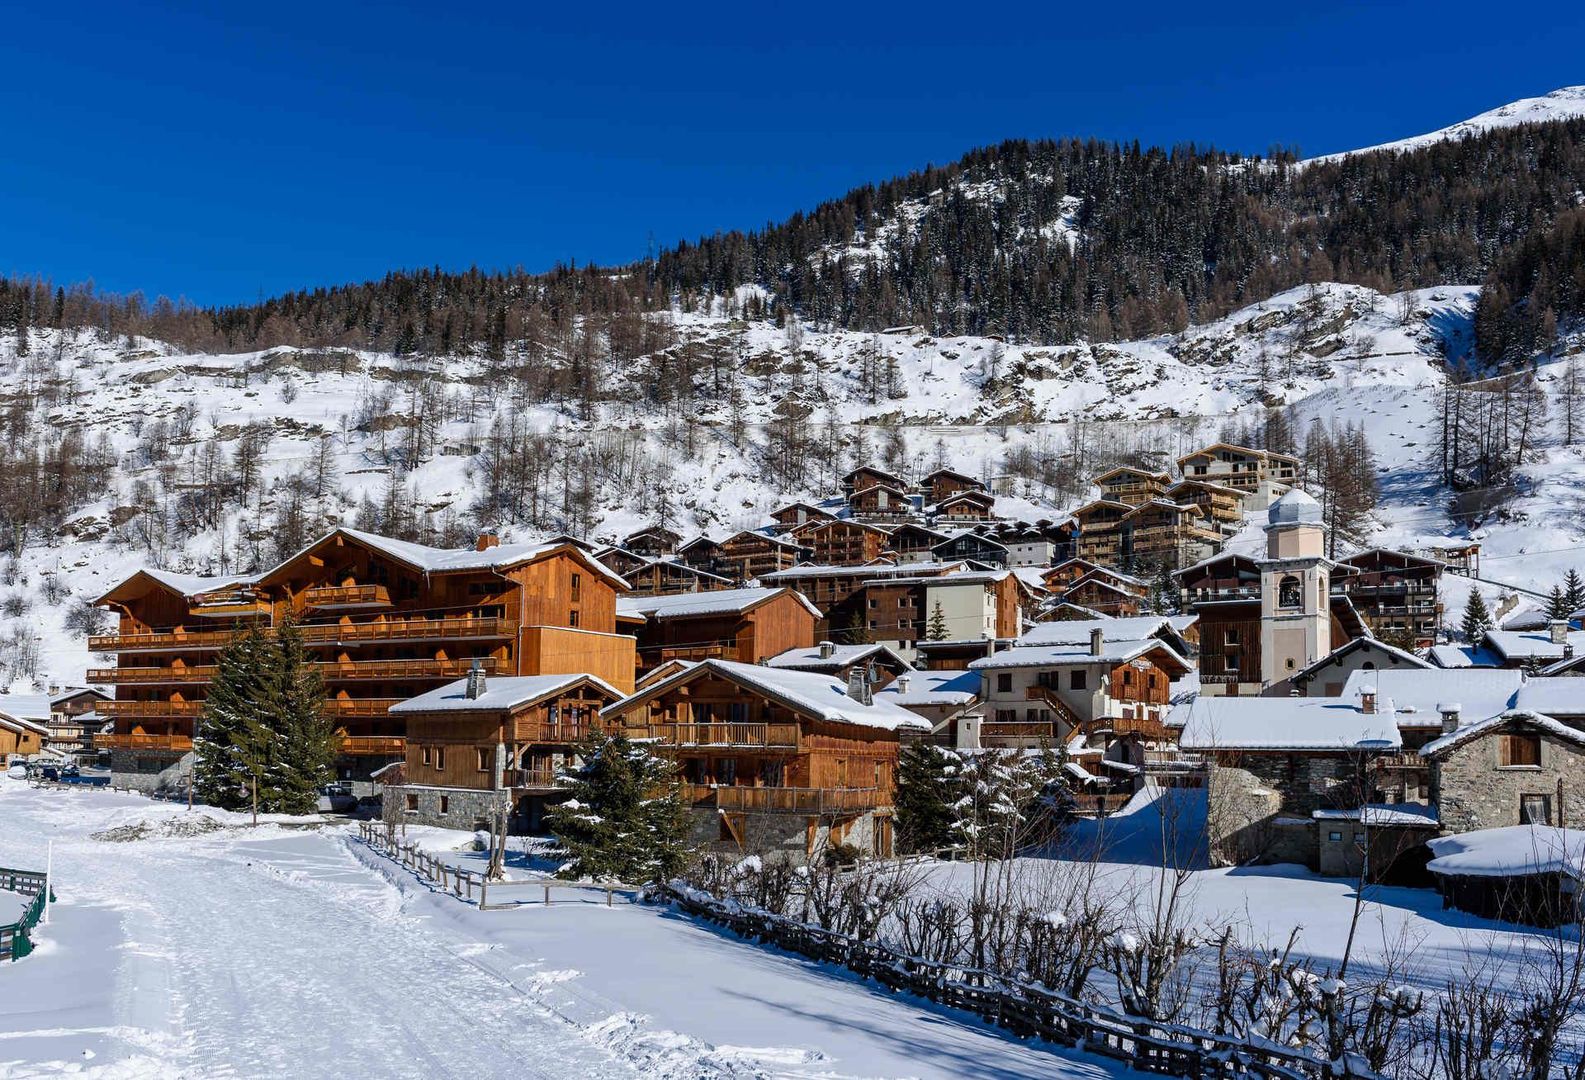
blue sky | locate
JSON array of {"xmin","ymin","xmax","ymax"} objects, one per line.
[{"xmin": 4, "ymin": 2, "xmax": 1582, "ymax": 307}]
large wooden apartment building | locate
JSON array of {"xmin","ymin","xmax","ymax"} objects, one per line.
[{"xmin": 92, "ymin": 528, "xmax": 637, "ymax": 793}]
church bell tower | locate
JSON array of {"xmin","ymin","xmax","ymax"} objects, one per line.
[{"xmin": 1259, "ymin": 489, "xmax": 1332, "ymax": 687}]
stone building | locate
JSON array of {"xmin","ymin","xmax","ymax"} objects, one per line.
[{"xmin": 1422, "ymin": 710, "xmax": 1585, "ymax": 833}]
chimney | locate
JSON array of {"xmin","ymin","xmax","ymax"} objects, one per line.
[
  {"xmin": 476, "ymin": 530, "xmax": 501, "ymax": 552},
  {"xmin": 819, "ymin": 640, "xmax": 836, "ymax": 660},
  {"xmin": 465, "ymin": 658, "xmax": 487, "ymax": 700},
  {"xmin": 846, "ymin": 666, "xmax": 873, "ymax": 706},
  {"xmin": 896, "ymin": 673, "xmax": 911, "ymax": 694},
  {"xmin": 1360, "ymin": 690, "xmax": 1376, "ymax": 715},
  {"xmin": 1090, "ymin": 628, "xmax": 1104, "ymax": 657},
  {"xmin": 1437, "ymin": 702, "xmax": 1461, "ymax": 734},
  {"xmin": 1551, "ymin": 619, "xmax": 1570, "ymax": 646}
]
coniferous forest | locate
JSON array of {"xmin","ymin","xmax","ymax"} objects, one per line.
[{"xmin": 3, "ymin": 118, "xmax": 1585, "ymax": 360}]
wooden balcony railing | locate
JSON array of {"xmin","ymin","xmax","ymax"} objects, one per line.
[
  {"xmin": 96, "ymin": 733, "xmax": 193, "ymax": 752},
  {"xmin": 513, "ymin": 720, "xmax": 607, "ymax": 744},
  {"xmin": 325, "ymin": 698, "xmax": 401, "ymax": 717},
  {"xmin": 301, "ymin": 585, "xmax": 391, "ymax": 609},
  {"xmin": 338, "ymin": 736, "xmax": 406, "ymax": 756},
  {"xmin": 712, "ymin": 786, "xmax": 883, "ymax": 814},
  {"xmin": 513, "ymin": 767, "xmax": 562, "ymax": 789},
  {"xmin": 298, "ymin": 617, "xmax": 510, "ymax": 645},
  {"xmin": 1112, "ymin": 714, "xmax": 1171, "ymax": 740},
  {"xmin": 87, "ymin": 665, "xmax": 218, "ymax": 684},
  {"xmin": 636, "ymin": 723, "xmax": 800, "ymax": 748},
  {"xmin": 983, "ymin": 721, "xmax": 1060, "ymax": 743},
  {"xmin": 189, "ymin": 598, "xmax": 272, "ymax": 619},
  {"xmin": 98, "ymin": 700, "xmax": 204, "ymax": 717},
  {"xmin": 89, "ymin": 629, "xmax": 238, "ymax": 652},
  {"xmin": 654, "ymin": 646, "xmax": 731, "ymax": 663},
  {"xmin": 318, "ymin": 657, "xmax": 498, "ymax": 681}
]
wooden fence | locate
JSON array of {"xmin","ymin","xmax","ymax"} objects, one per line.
[
  {"xmin": 0, "ymin": 867, "xmax": 50, "ymax": 962},
  {"xmin": 663, "ymin": 885, "xmax": 1377, "ymax": 1080},
  {"xmin": 354, "ymin": 822, "xmax": 624, "ymax": 910}
]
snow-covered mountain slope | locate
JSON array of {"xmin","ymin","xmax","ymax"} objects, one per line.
[
  {"xmin": 1306, "ymin": 86, "xmax": 1585, "ymax": 165},
  {"xmin": 2, "ymin": 279, "xmax": 1580, "ymax": 689}
]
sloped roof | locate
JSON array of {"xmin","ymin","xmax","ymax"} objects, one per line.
[
  {"xmin": 1018, "ymin": 616, "xmax": 1175, "ymax": 648},
  {"xmin": 761, "ymin": 560, "xmax": 964, "ymax": 581},
  {"xmin": 616, "ymin": 586, "xmax": 821, "ymax": 621},
  {"xmin": 968, "ymin": 640, "xmax": 1163, "ymax": 670},
  {"xmin": 1484, "ymin": 628, "xmax": 1585, "ymax": 663},
  {"xmin": 1420, "ymin": 709, "xmax": 1585, "ymax": 758},
  {"xmin": 874, "ymin": 669, "xmax": 981, "ymax": 708},
  {"xmin": 96, "ymin": 567, "xmax": 260, "ymax": 605},
  {"xmin": 1295, "ymin": 636, "xmax": 1432, "ymax": 684},
  {"xmin": 764, "ymin": 643, "xmax": 909, "ymax": 672},
  {"xmin": 1513, "ymin": 678, "xmax": 1585, "ymax": 716},
  {"xmin": 256, "ymin": 528, "xmax": 629, "ymax": 590},
  {"xmin": 604, "ymin": 659, "xmax": 927, "ymax": 731},
  {"xmin": 1339, "ymin": 668, "xmax": 1521, "ymax": 726},
  {"xmin": 1429, "ymin": 644, "xmax": 1500, "ymax": 668},
  {"xmin": 1177, "ymin": 695, "xmax": 1402, "ymax": 751},
  {"xmin": 390, "ymin": 673, "xmax": 622, "ymax": 714}
]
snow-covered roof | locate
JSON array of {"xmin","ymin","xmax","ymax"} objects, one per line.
[
  {"xmin": 1513, "ymin": 678, "xmax": 1585, "ymax": 717},
  {"xmin": 1339, "ymin": 668, "xmax": 1521, "ymax": 726},
  {"xmin": 761, "ymin": 561, "xmax": 965, "ymax": 581},
  {"xmin": 97, "ymin": 566, "xmax": 260, "ymax": 604},
  {"xmin": 763, "ymin": 643, "xmax": 908, "ymax": 672},
  {"xmin": 616, "ymin": 586, "xmax": 821, "ymax": 621},
  {"xmin": 1483, "ymin": 628, "xmax": 1585, "ymax": 664},
  {"xmin": 390, "ymin": 673, "xmax": 622, "ymax": 714},
  {"xmin": 0, "ymin": 712, "xmax": 49, "ymax": 737},
  {"xmin": 605, "ymin": 659, "xmax": 927, "ymax": 732},
  {"xmin": 1017, "ymin": 616, "xmax": 1174, "ymax": 648},
  {"xmin": 1313, "ymin": 803, "xmax": 1439, "ymax": 827},
  {"xmin": 1177, "ymin": 696, "xmax": 1402, "ymax": 751},
  {"xmin": 874, "ymin": 669, "xmax": 981, "ymax": 708},
  {"xmin": 968, "ymin": 640, "xmax": 1161, "ymax": 670},
  {"xmin": 1427, "ymin": 825, "xmax": 1585, "ymax": 880},
  {"xmin": 1428, "ymin": 643, "xmax": 1501, "ymax": 668},
  {"xmin": 1420, "ymin": 710, "xmax": 1585, "ymax": 758},
  {"xmin": 1267, "ymin": 488, "xmax": 1322, "ymax": 527},
  {"xmin": 1295, "ymin": 636, "xmax": 1431, "ymax": 683},
  {"xmin": 258, "ymin": 528, "xmax": 630, "ymax": 589},
  {"xmin": 0, "ymin": 694, "xmax": 55, "ymax": 724}
]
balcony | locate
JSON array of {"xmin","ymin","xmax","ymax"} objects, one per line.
[
  {"xmin": 338, "ymin": 736, "xmax": 406, "ymax": 756},
  {"xmin": 98, "ymin": 700, "xmax": 204, "ymax": 719},
  {"xmin": 513, "ymin": 766, "xmax": 562, "ymax": 789},
  {"xmin": 97, "ymin": 733, "xmax": 193, "ymax": 752},
  {"xmin": 299, "ymin": 616, "xmax": 510, "ymax": 645},
  {"xmin": 514, "ymin": 719, "xmax": 607, "ymax": 744},
  {"xmin": 653, "ymin": 645, "xmax": 731, "ymax": 664},
  {"xmin": 636, "ymin": 723, "xmax": 800, "ymax": 748},
  {"xmin": 710, "ymin": 786, "xmax": 883, "ymax": 814},
  {"xmin": 89, "ymin": 629, "xmax": 238, "ymax": 653},
  {"xmin": 317, "ymin": 657, "xmax": 499, "ymax": 681},
  {"xmin": 87, "ymin": 665, "xmax": 217, "ymax": 685},
  {"xmin": 325, "ymin": 698, "xmax": 401, "ymax": 717},
  {"xmin": 983, "ymin": 721, "xmax": 1060, "ymax": 745},
  {"xmin": 302, "ymin": 585, "xmax": 392, "ymax": 610}
]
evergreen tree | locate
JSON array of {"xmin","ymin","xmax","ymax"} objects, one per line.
[
  {"xmin": 1547, "ymin": 584, "xmax": 1571, "ymax": 622},
  {"xmin": 1564, "ymin": 569, "xmax": 1585, "ymax": 615},
  {"xmin": 263, "ymin": 616, "xmax": 334, "ymax": 814},
  {"xmin": 894, "ymin": 743, "xmax": 961, "ymax": 854},
  {"xmin": 1461, "ymin": 590, "xmax": 1494, "ymax": 643},
  {"xmin": 844, "ymin": 607, "xmax": 872, "ymax": 646},
  {"xmin": 193, "ymin": 626, "xmax": 272, "ymax": 811},
  {"xmin": 546, "ymin": 733, "xmax": 692, "ymax": 883},
  {"xmin": 926, "ymin": 601, "xmax": 949, "ymax": 641}
]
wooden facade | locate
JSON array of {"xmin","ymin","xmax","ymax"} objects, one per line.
[
  {"xmin": 884, "ymin": 523, "xmax": 948, "ymax": 561},
  {"xmin": 933, "ymin": 490, "xmax": 996, "ymax": 522},
  {"xmin": 92, "ymin": 531, "xmax": 638, "ymax": 780},
  {"xmin": 1093, "ymin": 467, "xmax": 1171, "ymax": 506},
  {"xmin": 1072, "ymin": 500, "xmax": 1132, "ymax": 566},
  {"xmin": 1333, "ymin": 549, "xmax": 1444, "ymax": 648},
  {"xmin": 842, "ymin": 465, "xmax": 908, "ymax": 496},
  {"xmin": 803, "ymin": 521, "xmax": 891, "ymax": 566},
  {"xmin": 848, "ymin": 483, "xmax": 912, "ymax": 521},
  {"xmin": 769, "ymin": 503, "xmax": 836, "ymax": 531},
  {"xmin": 617, "ymin": 559, "xmax": 733, "ymax": 596},
  {"xmin": 717, "ymin": 531, "xmax": 806, "ymax": 582},
  {"xmin": 920, "ymin": 468, "xmax": 984, "ymax": 503},
  {"xmin": 623, "ymin": 590, "xmax": 818, "ymax": 670}
]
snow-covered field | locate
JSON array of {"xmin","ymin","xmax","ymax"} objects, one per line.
[{"xmin": 0, "ymin": 778, "xmax": 1137, "ymax": 1079}]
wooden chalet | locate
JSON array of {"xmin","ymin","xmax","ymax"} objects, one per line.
[
  {"xmin": 884, "ymin": 522, "xmax": 949, "ymax": 563},
  {"xmin": 1040, "ymin": 558, "xmax": 1115, "ymax": 591},
  {"xmin": 932, "ymin": 489, "xmax": 996, "ymax": 523},
  {"xmin": 594, "ymin": 546, "xmax": 650, "ymax": 578},
  {"xmin": 1093, "ymin": 466, "xmax": 1171, "ymax": 507},
  {"xmin": 1165, "ymin": 479, "xmax": 1247, "ymax": 532},
  {"xmin": 842, "ymin": 465, "xmax": 908, "ymax": 497},
  {"xmin": 764, "ymin": 641, "xmax": 911, "ymax": 686},
  {"xmin": 930, "ymin": 531, "xmax": 1009, "ymax": 568},
  {"xmin": 601, "ymin": 658, "xmax": 927, "ymax": 858},
  {"xmin": 616, "ymin": 586, "xmax": 819, "ymax": 671},
  {"xmin": 1122, "ymin": 499, "xmax": 1220, "ymax": 569},
  {"xmin": 919, "ymin": 468, "xmax": 985, "ymax": 504},
  {"xmin": 92, "ymin": 529, "xmax": 637, "ymax": 793},
  {"xmin": 1333, "ymin": 548, "xmax": 1444, "ymax": 648},
  {"xmin": 1063, "ymin": 573, "xmax": 1146, "ymax": 617},
  {"xmin": 717, "ymin": 530, "xmax": 807, "ymax": 583},
  {"xmin": 1176, "ymin": 443, "xmax": 1299, "ymax": 495},
  {"xmin": 760, "ymin": 561, "xmax": 963, "ymax": 631},
  {"xmin": 619, "ymin": 558, "xmax": 734, "ymax": 597},
  {"xmin": 675, "ymin": 535, "xmax": 728, "ymax": 577},
  {"xmin": 768, "ymin": 502, "xmax": 836, "ymax": 532},
  {"xmin": 622, "ymin": 526, "xmax": 682, "ymax": 558},
  {"xmin": 802, "ymin": 520, "xmax": 892, "ymax": 566},
  {"xmin": 388, "ymin": 670, "xmax": 623, "ymax": 832},
  {"xmin": 847, "ymin": 482, "xmax": 912, "ymax": 522},
  {"xmin": 1071, "ymin": 500, "xmax": 1133, "ymax": 567},
  {"xmin": 0, "ymin": 713, "xmax": 46, "ymax": 761}
]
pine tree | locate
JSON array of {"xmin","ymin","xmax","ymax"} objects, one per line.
[
  {"xmin": 547, "ymin": 733, "xmax": 692, "ymax": 883},
  {"xmin": 193, "ymin": 626, "xmax": 272, "ymax": 811},
  {"xmin": 894, "ymin": 743, "xmax": 960, "ymax": 854},
  {"xmin": 845, "ymin": 607, "xmax": 872, "ymax": 646},
  {"xmin": 1547, "ymin": 585, "xmax": 1571, "ymax": 621},
  {"xmin": 1461, "ymin": 590, "xmax": 1493, "ymax": 643},
  {"xmin": 264, "ymin": 616, "xmax": 334, "ymax": 814},
  {"xmin": 1564, "ymin": 569, "xmax": 1585, "ymax": 615},
  {"xmin": 926, "ymin": 601, "xmax": 949, "ymax": 641}
]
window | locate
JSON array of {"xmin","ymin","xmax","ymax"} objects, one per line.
[
  {"xmin": 1521, "ymin": 794, "xmax": 1553, "ymax": 825},
  {"xmin": 997, "ymin": 673, "xmax": 1013, "ymax": 694},
  {"xmin": 438, "ymin": 796, "xmax": 450, "ymax": 815},
  {"xmin": 1070, "ymin": 670, "xmax": 1087, "ymax": 691},
  {"xmin": 1224, "ymin": 655, "xmax": 1239, "ymax": 674},
  {"xmin": 1328, "ymin": 831, "xmax": 1342, "ymax": 842},
  {"xmin": 1278, "ymin": 575, "xmax": 1302, "ymax": 609},
  {"xmin": 476, "ymin": 748, "xmax": 490, "ymax": 772},
  {"xmin": 995, "ymin": 709, "xmax": 1016, "ymax": 723},
  {"xmin": 568, "ymin": 610, "xmax": 580, "ymax": 628},
  {"xmin": 570, "ymin": 572, "xmax": 581, "ymax": 596},
  {"xmin": 1499, "ymin": 733, "xmax": 1541, "ymax": 768},
  {"xmin": 421, "ymin": 746, "xmax": 432, "ymax": 766},
  {"xmin": 1285, "ymin": 658, "xmax": 1296, "ymax": 670},
  {"xmin": 869, "ymin": 598, "xmax": 878, "ymax": 609},
  {"xmin": 434, "ymin": 747, "xmax": 445, "ymax": 770},
  {"xmin": 1123, "ymin": 669, "xmax": 1133, "ymax": 686},
  {"xmin": 1225, "ymin": 629, "xmax": 1239, "ymax": 646}
]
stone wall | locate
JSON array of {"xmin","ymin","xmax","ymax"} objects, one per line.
[
  {"xmin": 688, "ymin": 808, "xmax": 885, "ymax": 863},
  {"xmin": 1434, "ymin": 733, "xmax": 1585, "ymax": 833},
  {"xmin": 110, "ymin": 749, "xmax": 193, "ymax": 794},
  {"xmin": 1205, "ymin": 752, "xmax": 1361, "ymax": 869},
  {"xmin": 384, "ymin": 785, "xmax": 509, "ymax": 832}
]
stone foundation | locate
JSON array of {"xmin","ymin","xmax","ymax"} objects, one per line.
[
  {"xmin": 110, "ymin": 749, "xmax": 193, "ymax": 794},
  {"xmin": 383, "ymin": 785, "xmax": 513, "ymax": 832},
  {"xmin": 688, "ymin": 807, "xmax": 890, "ymax": 862}
]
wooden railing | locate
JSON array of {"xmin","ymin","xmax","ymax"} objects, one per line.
[
  {"xmin": 513, "ymin": 767, "xmax": 561, "ymax": 788},
  {"xmin": 713, "ymin": 786, "xmax": 881, "ymax": 814},
  {"xmin": 89, "ymin": 629, "xmax": 237, "ymax": 652},
  {"xmin": 302, "ymin": 584, "xmax": 391, "ymax": 608},
  {"xmin": 338, "ymin": 736, "xmax": 405, "ymax": 756},
  {"xmin": 87, "ymin": 665, "xmax": 217, "ymax": 684},
  {"xmin": 514, "ymin": 719, "xmax": 606, "ymax": 744},
  {"xmin": 96, "ymin": 733, "xmax": 194, "ymax": 751},
  {"xmin": 98, "ymin": 700, "xmax": 203, "ymax": 717},
  {"xmin": 325, "ymin": 698, "xmax": 401, "ymax": 717},
  {"xmin": 654, "ymin": 645, "xmax": 731, "ymax": 663},
  {"xmin": 318, "ymin": 657, "xmax": 499, "ymax": 680},
  {"xmin": 637, "ymin": 723, "xmax": 800, "ymax": 748},
  {"xmin": 983, "ymin": 721, "xmax": 1060, "ymax": 744},
  {"xmin": 299, "ymin": 617, "xmax": 509, "ymax": 644},
  {"xmin": 1023, "ymin": 685, "xmax": 1083, "ymax": 731}
]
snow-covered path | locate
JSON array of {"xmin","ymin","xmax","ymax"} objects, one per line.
[{"xmin": 0, "ymin": 782, "xmax": 1136, "ymax": 1079}]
